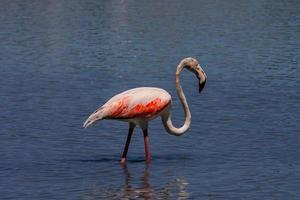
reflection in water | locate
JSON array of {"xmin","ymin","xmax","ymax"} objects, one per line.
[
  {"xmin": 121, "ymin": 164, "xmax": 153, "ymax": 199},
  {"xmin": 85, "ymin": 164, "xmax": 190, "ymax": 199}
]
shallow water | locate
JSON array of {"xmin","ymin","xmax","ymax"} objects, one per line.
[{"xmin": 1, "ymin": 0, "xmax": 300, "ymax": 199}]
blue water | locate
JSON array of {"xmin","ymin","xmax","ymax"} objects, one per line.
[{"xmin": 1, "ymin": 0, "xmax": 300, "ymax": 199}]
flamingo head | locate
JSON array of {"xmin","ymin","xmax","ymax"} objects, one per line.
[{"xmin": 181, "ymin": 57, "xmax": 207, "ymax": 93}]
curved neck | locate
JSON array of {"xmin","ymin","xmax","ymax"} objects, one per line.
[{"xmin": 161, "ymin": 63, "xmax": 191, "ymax": 136}]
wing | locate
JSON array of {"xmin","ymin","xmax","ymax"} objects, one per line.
[{"xmin": 103, "ymin": 87, "xmax": 171, "ymax": 119}]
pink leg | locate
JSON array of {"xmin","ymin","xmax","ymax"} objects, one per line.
[
  {"xmin": 121, "ymin": 123, "xmax": 135, "ymax": 164},
  {"xmin": 143, "ymin": 129, "xmax": 151, "ymax": 162}
]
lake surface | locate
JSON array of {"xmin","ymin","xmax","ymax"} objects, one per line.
[{"xmin": 1, "ymin": 0, "xmax": 299, "ymax": 199}]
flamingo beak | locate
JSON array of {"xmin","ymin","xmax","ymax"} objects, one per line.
[
  {"xmin": 199, "ymin": 79, "xmax": 206, "ymax": 93},
  {"xmin": 197, "ymin": 65, "xmax": 207, "ymax": 93}
]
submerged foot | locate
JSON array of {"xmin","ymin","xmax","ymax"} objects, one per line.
[
  {"xmin": 146, "ymin": 158, "xmax": 151, "ymax": 164},
  {"xmin": 120, "ymin": 157, "xmax": 126, "ymax": 164}
]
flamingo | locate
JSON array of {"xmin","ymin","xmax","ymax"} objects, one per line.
[{"xmin": 83, "ymin": 57, "xmax": 207, "ymax": 163}]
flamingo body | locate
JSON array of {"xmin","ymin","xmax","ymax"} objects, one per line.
[{"xmin": 84, "ymin": 87, "xmax": 171, "ymax": 128}]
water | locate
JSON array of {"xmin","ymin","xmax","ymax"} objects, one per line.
[{"xmin": 1, "ymin": 0, "xmax": 299, "ymax": 199}]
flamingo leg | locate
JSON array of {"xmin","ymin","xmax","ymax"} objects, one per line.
[
  {"xmin": 143, "ymin": 128, "xmax": 151, "ymax": 162},
  {"xmin": 121, "ymin": 123, "xmax": 135, "ymax": 163}
]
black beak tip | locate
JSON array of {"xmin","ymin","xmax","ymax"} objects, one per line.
[{"xmin": 199, "ymin": 81, "xmax": 206, "ymax": 93}]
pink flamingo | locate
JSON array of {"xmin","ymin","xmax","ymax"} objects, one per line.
[{"xmin": 83, "ymin": 57, "xmax": 207, "ymax": 163}]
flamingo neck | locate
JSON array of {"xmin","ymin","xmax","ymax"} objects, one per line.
[{"xmin": 161, "ymin": 63, "xmax": 191, "ymax": 136}]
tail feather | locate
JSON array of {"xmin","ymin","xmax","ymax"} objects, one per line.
[{"xmin": 83, "ymin": 107, "xmax": 105, "ymax": 128}]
